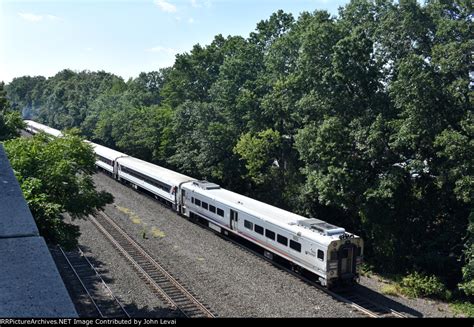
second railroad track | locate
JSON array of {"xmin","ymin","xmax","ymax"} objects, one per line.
[{"xmin": 89, "ymin": 210, "xmax": 216, "ymax": 318}]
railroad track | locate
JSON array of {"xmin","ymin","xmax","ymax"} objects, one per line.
[
  {"xmin": 89, "ymin": 210, "xmax": 216, "ymax": 318},
  {"xmin": 51, "ymin": 246, "xmax": 130, "ymax": 318},
  {"xmin": 332, "ymin": 289, "xmax": 407, "ymax": 318},
  {"xmin": 193, "ymin": 219, "xmax": 407, "ymax": 318}
]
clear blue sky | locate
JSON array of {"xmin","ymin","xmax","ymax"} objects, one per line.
[{"xmin": 1, "ymin": 0, "xmax": 350, "ymax": 83}]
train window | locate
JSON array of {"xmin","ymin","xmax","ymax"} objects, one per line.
[
  {"xmin": 121, "ymin": 167, "xmax": 171, "ymax": 192},
  {"xmin": 265, "ymin": 229, "xmax": 275, "ymax": 240},
  {"xmin": 209, "ymin": 205, "xmax": 216, "ymax": 213},
  {"xmin": 356, "ymin": 247, "xmax": 362, "ymax": 256},
  {"xmin": 97, "ymin": 155, "xmax": 112, "ymax": 166},
  {"xmin": 330, "ymin": 251, "xmax": 337, "ymax": 260},
  {"xmin": 244, "ymin": 220, "xmax": 253, "ymax": 230},
  {"xmin": 195, "ymin": 199, "xmax": 201, "ymax": 206},
  {"xmin": 317, "ymin": 250, "xmax": 324, "ymax": 260},
  {"xmin": 191, "ymin": 197, "xmax": 194, "ymax": 204},
  {"xmin": 202, "ymin": 202, "xmax": 208, "ymax": 210},
  {"xmin": 254, "ymin": 225, "xmax": 264, "ymax": 235},
  {"xmin": 217, "ymin": 208, "xmax": 224, "ymax": 217},
  {"xmin": 289, "ymin": 240, "xmax": 301, "ymax": 252},
  {"xmin": 277, "ymin": 234, "xmax": 288, "ymax": 246}
]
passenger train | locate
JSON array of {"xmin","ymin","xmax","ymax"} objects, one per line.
[{"xmin": 24, "ymin": 120, "xmax": 363, "ymax": 288}]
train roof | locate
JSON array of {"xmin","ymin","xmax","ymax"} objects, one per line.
[
  {"xmin": 24, "ymin": 121, "xmax": 126, "ymax": 160},
  {"xmin": 183, "ymin": 181, "xmax": 352, "ymax": 244},
  {"xmin": 117, "ymin": 156, "xmax": 195, "ymax": 186},
  {"xmin": 87, "ymin": 141, "xmax": 128, "ymax": 160},
  {"xmin": 24, "ymin": 120, "xmax": 63, "ymax": 137}
]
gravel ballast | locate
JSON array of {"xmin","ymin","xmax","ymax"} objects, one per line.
[
  {"xmin": 69, "ymin": 213, "xmax": 177, "ymax": 318},
  {"xmin": 67, "ymin": 173, "xmax": 360, "ymax": 317},
  {"xmin": 67, "ymin": 172, "xmax": 455, "ymax": 318}
]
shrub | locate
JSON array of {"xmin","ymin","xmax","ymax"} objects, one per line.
[
  {"xmin": 400, "ymin": 272, "xmax": 448, "ymax": 300},
  {"xmin": 359, "ymin": 263, "xmax": 374, "ymax": 277}
]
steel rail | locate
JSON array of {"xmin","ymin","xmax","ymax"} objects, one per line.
[
  {"xmin": 77, "ymin": 246, "xmax": 131, "ymax": 318},
  {"xmin": 89, "ymin": 210, "xmax": 215, "ymax": 318},
  {"xmin": 57, "ymin": 246, "xmax": 105, "ymax": 318}
]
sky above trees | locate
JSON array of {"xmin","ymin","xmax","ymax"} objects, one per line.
[{"xmin": 1, "ymin": 0, "xmax": 349, "ymax": 83}]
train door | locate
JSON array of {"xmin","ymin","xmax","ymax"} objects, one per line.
[
  {"xmin": 180, "ymin": 189, "xmax": 186, "ymax": 214},
  {"xmin": 230, "ymin": 209, "xmax": 238, "ymax": 231},
  {"xmin": 338, "ymin": 244, "xmax": 356, "ymax": 277},
  {"xmin": 113, "ymin": 162, "xmax": 119, "ymax": 179}
]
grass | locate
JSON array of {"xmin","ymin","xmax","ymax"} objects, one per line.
[
  {"xmin": 116, "ymin": 205, "xmax": 166, "ymax": 239},
  {"xmin": 116, "ymin": 205, "xmax": 142, "ymax": 224},
  {"xmin": 380, "ymin": 284, "xmax": 403, "ymax": 297},
  {"xmin": 151, "ymin": 226, "xmax": 166, "ymax": 238},
  {"xmin": 450, "ymin": 301, "xmax": 474, "ymax": 317}
]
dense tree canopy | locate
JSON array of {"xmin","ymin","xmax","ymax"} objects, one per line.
[
  {"xmin": 0, "ymin": 82, "xmax": 24, "ymax": 140},
  {"xmin": 5, "ymin": 0, "xmax": 473, "ymax": 296}
]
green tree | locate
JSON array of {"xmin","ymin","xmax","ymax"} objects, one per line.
[
  {"xmin": 126, "ymin": 70, "xmax": 166, "ymax": 107},
  {"xmin": 4, "ymin": 132, "xmax": 113, "ymax": 248},
  {"xmin": 459, "ymin": 213, "xmax": 474, "ymax": 297},
  {"xmin": 168, "ymin": 101, "xmax": 243, "ymax": 187},
  {"xmin": 161, "ymin": 36, "xmax": 227, "ymax": 107},
  {"xmin": 94, "ymin": 103, "xmax": 174, "ymax": 163},
  {"xmin": 35, "ymin": 69, "xmax": 125, "ymax": 131},
  {"xmin": 5, "ymin": 75, "xmax": 46, "ymax": 118},
  {"xmin": 0, "ymin": 82, "xmax": 25, "ymax": 141},
  {"xmin": 435, "ymin": 112, "xmax": 474, "ymax": 295},
  {"xmin": 234, "ymin": 129, "xmax": 281, "ymax": 185}
]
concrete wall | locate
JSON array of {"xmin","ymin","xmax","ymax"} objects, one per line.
[{"xmin": 0, "ymin": 144, "xmax": 77, "ymax": 317}]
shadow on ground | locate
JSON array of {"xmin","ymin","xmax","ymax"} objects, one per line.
[{"xmin": 49, "ymin": 244, "xmax": 181, "ymax": 318}]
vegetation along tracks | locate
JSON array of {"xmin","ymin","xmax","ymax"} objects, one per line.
[{"xmin": 89, "ymin": 210, "xmax": 216, "ymax": 318}]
